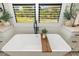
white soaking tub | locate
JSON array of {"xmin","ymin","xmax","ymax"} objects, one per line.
[{"xmin": 1, "ymin": 34, "xmax": 71, "ymax": 56}]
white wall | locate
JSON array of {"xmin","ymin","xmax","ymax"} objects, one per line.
[{"xmin": 3, "ymin": 3, "xmax": 71, "ymax": 34}]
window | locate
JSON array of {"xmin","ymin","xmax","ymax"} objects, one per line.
[
  {"xmin": 13, "ymin": 4, "xmax": 35, "ymax": 23},
  {"xmin": 39, "ymin": 4, "xmax": 62, "ymax": 23}
]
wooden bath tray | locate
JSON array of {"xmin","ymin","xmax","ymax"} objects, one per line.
[{"xmin": 41, "ymin": 34, "xmax": 52, "ymax": 53}]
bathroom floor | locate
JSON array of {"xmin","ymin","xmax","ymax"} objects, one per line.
[{"xmin": 0, "ymin": 51, "xmax": 79, "ymax": 56}]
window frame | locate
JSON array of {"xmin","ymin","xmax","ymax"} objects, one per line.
[
  {"xmin": 12, "ymin": 4, "xmax": 36, "ymax": 23},
  {"xmin": 39, "ymin": 4, "xmax": 62, "ymax": 23}
]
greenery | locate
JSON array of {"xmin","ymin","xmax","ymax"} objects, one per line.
[
  {"xmin": 64, "ymin": 11, "xmax": 72, "ymax": 20},
  {"xmin": 42, "ymin": 28, "xmax": 48, "ymax": 34},
  {"xmin": 0, "ymin": 11, "xmax": 12, "ymax": 22}
]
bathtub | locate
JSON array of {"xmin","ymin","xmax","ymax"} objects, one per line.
[{"xmin": 1, "ymin": 34, "xmax": 71, "ymax": 56}]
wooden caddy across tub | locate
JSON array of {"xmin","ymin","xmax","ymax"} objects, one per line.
[{"xmin": 41, "ymin": 33, "xmax": 52, "ymax": 52}]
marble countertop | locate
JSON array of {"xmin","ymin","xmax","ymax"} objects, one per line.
[
  {"xmin": 63, "ymin": 26, "xmax": 79, "ymax": 33},
  {"xmin": 0, "ymin": 25, "xmax": 12, "ymax": 33}
]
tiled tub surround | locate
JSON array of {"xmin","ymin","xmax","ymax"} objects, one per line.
[{"xmin": 0, "ymin": 25, "xmax": 79, "ymax": 56}]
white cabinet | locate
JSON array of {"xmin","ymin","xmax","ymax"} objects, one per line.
[
  {"xmin": 61, "ymin": 26, "xmax": 79, "ymax": 51},
  {"xmin": 69, "ymin": 33, "xmax": 79, "ymax": 51}
]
